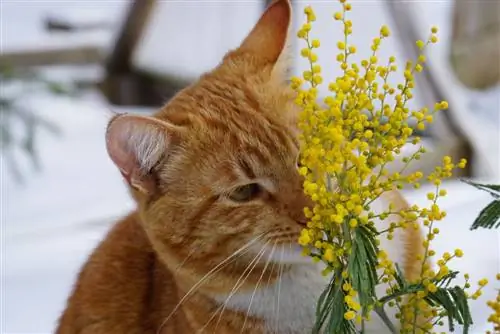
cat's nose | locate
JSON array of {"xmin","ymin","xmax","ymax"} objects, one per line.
[
  {"xmin": 295, "ymin": 198, "xmax": 313, "ymax": 226},
  {"xmin": 287, "ymin": 185, "xmax": 314, "ymax": 226}
]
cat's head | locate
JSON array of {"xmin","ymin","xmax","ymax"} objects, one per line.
[{"xmin": 105, "ymin": 0, "xmax": 312, "ymax": 293}]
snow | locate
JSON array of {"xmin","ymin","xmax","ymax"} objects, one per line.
[
  {"xmin": 403, "ymin": 182, "xmax": 500, "ymax": 334},
  {"xmin": 2, "ymin": 92, "xmax": 136, "ymax": 239},
  {"xmin": 133, "ymin": 1, "xmax": 261, "ymax": 79},
  {"xmin": 4, "ymin": 222, "xmax": 112, "ymax": 333},
  {"xmin": 0, "ymin": 1, "xmax": 125, "ymax": 53},
  {"xmin": 1, "ymin": 1, "xmax": 499, "ymax": 333},
  {"xmin": 1, "ymin": 90, "xmax": 138, "ymax": 333}
]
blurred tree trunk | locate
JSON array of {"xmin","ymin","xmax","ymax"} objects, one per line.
[
  {"xmin": 101, "ymin": 0, "xmax": 159, "ymax": 106},
  {"xmin": 450, "ymin": 0, "xmax": 500, "ymax": 90}
]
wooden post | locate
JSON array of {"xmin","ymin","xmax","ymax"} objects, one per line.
[
  {"xmin": 450, "ymin": 0, "xmax": 500, "ymax": 89},
  {"xmin": 101, "ymin": 0, "xmax": 160, "ymax": 106},
  {"xmin": 383, "ymin": 0, "xmax": 473, "ymax": 177},
  {"xmin": 105, "ymin": 0, "xmax": 157, "ymax": 75}
]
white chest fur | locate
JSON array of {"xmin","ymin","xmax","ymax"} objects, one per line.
[
  {"xmin": 213, "ymin": 262, "xmax": 395, "ymax": 334},
  {"xmin": 214, "ymin": 263, "xmax": 328, "ymax": 334},
  {"xmin": 212, "ymin": 197, "xmax": 410, "ymax": 333}
]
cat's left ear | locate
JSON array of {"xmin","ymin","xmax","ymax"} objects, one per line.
[
  {"xmin": 238, "ymin": 0, "xmax": 292, "ymax": 66},
  {"xmin": 105, "ymin": 114, "xmax": 182, "ymax": 195}
]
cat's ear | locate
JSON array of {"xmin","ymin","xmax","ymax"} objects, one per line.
[
  {"xmin": 105, "ymin": 114, "xmax": 180, "ymax": 194},
  {"xmin": 238, "ymin": 0, "xmax": 291, "ymax": 64}
]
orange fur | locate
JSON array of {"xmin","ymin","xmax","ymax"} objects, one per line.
[{"xmin": 56, "ymin": 1, "xmax": 423, "ymax": 333}]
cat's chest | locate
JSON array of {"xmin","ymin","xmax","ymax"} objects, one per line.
[
  {"xmin": 214, "ymin": 264, "xmax": 328, "ymax": 334},
  {"xmin": 212, "ymin": 264, "xmax": 394, "ymax": 334}
]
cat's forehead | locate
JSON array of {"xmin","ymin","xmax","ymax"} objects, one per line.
[
  {"xmin": 197, "ymin": 107, "xmax": 298, "ymax": 166},
  {"xmin": 201, "ymin": 118, "xmax": 298, "ymax": 186},
  {"xmin": 161, "ymin": 73, "xmax": 298, "ymax": 152},
  {"xmin": 157, "ymin": 86, "xmax": 297, "ymax": 183}
]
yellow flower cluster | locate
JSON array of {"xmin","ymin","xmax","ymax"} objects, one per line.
[
  {"xmin": 486, "ymin": 274, "xmax": 500, "ymax": 334},
  {"xmin": 292, "ymin": 1, "xmax": 489, "ymax": 332},
  {"xmin": 394, "ymin": 258, "xmax": 491, "ymax": 333},
  {"xmin": 342, "ymin": 280, "xmax": 362, "ymax": 320}
]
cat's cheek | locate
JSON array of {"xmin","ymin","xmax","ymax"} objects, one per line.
[
  {"xmin": 213, "ymin": 215, "xmax": 266, "ymax": 236},
  {"xmin": 213, "ymin": 224, "xmax": 252, "ymax": 235},
  {"xmin": 205, "ymin": 204, "xmax": 267, "ymax": 235}
]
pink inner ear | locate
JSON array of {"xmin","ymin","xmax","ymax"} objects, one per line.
[
  {"xmin": 105, "ymin": 114, "xmax": 172, "ymax": 185},
  {"xmin": 105, "ymin": 116, "xmax": 141, "ymax": 179},
  {"xmin": 239, "ymin": 0, "xmax": 291, "ymax": 62}
]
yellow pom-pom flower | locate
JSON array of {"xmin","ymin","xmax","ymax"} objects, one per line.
[
  {"xmin": 380, "ymin": 25, "xmax": 390, "ymax": 37},
  {"xmin": 292, "ymin": 0, "xmax": 473, "ymax": 332}
]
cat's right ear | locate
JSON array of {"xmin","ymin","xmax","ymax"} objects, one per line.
[
  {"xmin": 237, "ymin": 0, "xmax": 292, "ymax": 65},
  {"xmin": 105, "ymin": 114, "xmax": 180, "ymax": 194}
]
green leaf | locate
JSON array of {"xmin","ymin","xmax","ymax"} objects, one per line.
[
  {"xmin": 379, "ymin": 271, "xmax": 458, "ymax": 305},
  {"xmin": 470, "ymin": 200, "xmax": 500, "ymax": 230},
  {"xmin": 393, "ymin": 263, "xmax": 407, "ymax": 289},
  {"xmin": 315, "ymin": 278, "xmax": 336, "ymax": 326},
  {"xmin": 462, "ymin": 179, "xmax": 500, "ymax": 199},
  {"xmin": 378, "ymin": 272, "xmax": 471, "ymax": 332},
  {"xmin": 313, "ymin": 275, "xmax": 356, "ymax": 334},
  {"xmin": 0, "ymin": 97, "xmax": 12, "ymax": 109},
  {"xmin": 424, "ymin": 285, "xmax": 472, "ymax": 332},
  {"xmin": 0, "ymin": 122, "xmax": 12, "ymax": 147},
  {"xmin": 436, "ymin": 271, "xmax": 459, "ymax": 288},
  {"xmin": 374, "ymin": 306, "xmax": 398, "ymax": 333},
  {"xmin": 450, "ymin": 287, "xmax": 472, "ymax": 333},
  {"xmin": 0, "ymin": 64, "xmax": 15, "ymax": 79},
  {"xmin": 348, "ymin": 225, "xmax": 378, "ymax": 312},
  {"xmin": 46, "ymin": 82, "xmax": 69, "ymax": 95}
]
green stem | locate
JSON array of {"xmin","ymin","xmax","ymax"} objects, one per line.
[
  {"xmin": 374, "ymin": 306, "xmax": 398, "ymax": 334},
  {"xmin": 378, "ymin": 284, "xmax": 424, "ymax": 305},
  {"xmin": 412, "ymin": 185, "xmax": 439, "ymax": 333}
]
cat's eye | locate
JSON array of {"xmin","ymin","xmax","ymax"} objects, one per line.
[
  {"xmin": 228, "ymin": 183, "xmax": 262, "ymax": 202},
  {"xmin": 296, "ymin": 154, "xmax": 305, "ymax": 168},
  {"xmin": 296, "ymin": 157, "xmax": 311, "ymax": 173}
]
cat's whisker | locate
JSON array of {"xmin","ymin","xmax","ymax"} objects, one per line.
[
  {"xmin": 199, "ymin": 240, "xmax": 271, "ymax": 334},
  {"xmin": 263, "ymin": 242, "xmax": 278, "ymax": 330},
  {"xmin": 209, "ymin": 241, "xmax": 272, "ymax": 333},
  {"xmin": 240, "ymin": 241, "xmax": 277, "ymax": 333},
  {"xmin": 265, "ymin": 246, "xmax": 278, "ymax": 290},
  {"xmin": 174, "ymin": 246, "xmax": 198, "ymax": 273},
  {"xmin": 157, "ymin": 234, "xmax": 265, "ymax": 334},
  {"xmin": 276, "ymin": 244, "xmax": 285, "ymax": 332}
]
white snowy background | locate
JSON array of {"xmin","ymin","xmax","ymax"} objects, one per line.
[{"xmin": 1, "ymin": 1, "xmax": 499, "ymax": 333}]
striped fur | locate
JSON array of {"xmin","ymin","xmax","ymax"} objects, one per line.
[{"xmin": 56, "ymin": 1, "xmax": 423, "ymax": 333}]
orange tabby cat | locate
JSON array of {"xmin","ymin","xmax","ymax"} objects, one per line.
[{"xmin": 56, "ymin": 1, "xmax": 423, "ymax": 333}]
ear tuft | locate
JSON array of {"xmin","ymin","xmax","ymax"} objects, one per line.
[
  {"xmin": 238, "ymin": 0, "xmax": 291, "ymax": 63},
  {"xmin": 106, "ymin": 114, "xmax": 173, "ymax": 193}
]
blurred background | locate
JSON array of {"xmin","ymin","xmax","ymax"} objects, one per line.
[{"xmin": 1, "ymin": 0, "xmax": 499, "ymax": 333}]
